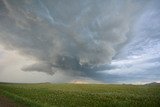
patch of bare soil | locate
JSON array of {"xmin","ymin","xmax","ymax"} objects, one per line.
[{"xmin": 0, "ymin": 96, "xmax": 25, "ymax": 107}]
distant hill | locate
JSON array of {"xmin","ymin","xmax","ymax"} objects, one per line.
[{"xmin": 145, "ymin": 82, "xmax": 160, "ymax": 86}]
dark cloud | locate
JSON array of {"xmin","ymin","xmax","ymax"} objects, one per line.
[{"xmin": 0, "ymin": 0, "xmax": 159, "ymax": 82}]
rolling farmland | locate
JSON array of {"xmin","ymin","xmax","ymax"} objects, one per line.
[{"xmin": 0, "ymin": 83, "xmax": 160, "ymax": 107}]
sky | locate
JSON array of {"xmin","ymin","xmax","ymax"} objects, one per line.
[{"xmin": 0, "ymin": 0, "xmax": 160, "ymax": 84}]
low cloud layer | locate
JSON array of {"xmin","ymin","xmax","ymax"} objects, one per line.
[{"xmin": 0, "ymin": 0, "xmax": 160, "ymax": 83}]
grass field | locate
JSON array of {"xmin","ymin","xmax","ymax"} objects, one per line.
[{"xmin": 0, "ymin": 83, "xmax": 160, "ymax": 107}]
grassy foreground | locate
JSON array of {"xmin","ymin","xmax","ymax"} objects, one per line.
[{"xmin": 0, "ymin": 83, "xmax": 160, "ymax": 107}]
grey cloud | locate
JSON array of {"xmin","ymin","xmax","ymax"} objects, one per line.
[
  {"xmin": 0, "ymin": 0, "xmax": 153, "ymax": 81},
  {"xmin": 22, "ymin": 62, "xmax": 54, "ymax": 75}
]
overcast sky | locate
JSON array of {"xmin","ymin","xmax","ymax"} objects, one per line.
[{"xmin": 0, "ymin": 0, "xmax": 160, "ymax": 84}]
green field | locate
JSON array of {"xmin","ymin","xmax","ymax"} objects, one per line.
[{"xmin": 0, "ymin": 83, "xmax": 160, "ymax": 107}]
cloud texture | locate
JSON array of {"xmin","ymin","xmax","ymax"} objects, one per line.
[{"xmin": 0, "ymin": 0, "xmax": 159, "ymax": 83}]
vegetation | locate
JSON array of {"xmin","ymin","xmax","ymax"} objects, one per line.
[{"xmin": 0, "ymin": 83, "xmax": 160, "ymax": 107}]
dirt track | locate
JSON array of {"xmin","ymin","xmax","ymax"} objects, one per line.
[{"xmin": 0, "ymin": 96, "xmax": 23, "ymax": 107}]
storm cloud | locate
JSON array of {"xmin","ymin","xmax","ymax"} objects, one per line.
[{"xmin": 0, "ymin": 0, "xmax": 159, "ymax": 83}]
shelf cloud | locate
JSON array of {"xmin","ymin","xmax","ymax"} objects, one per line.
[{"xmin": 0, "ymin": 0, "xmax": 160, "ymax": 83}]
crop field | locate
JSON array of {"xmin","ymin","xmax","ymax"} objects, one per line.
[{"xmin": 0, "ymin": 83, "xmax": 160, "ymax": 107}]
